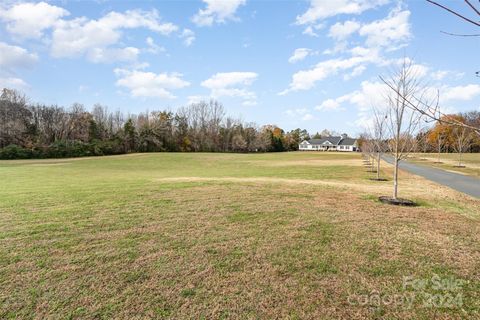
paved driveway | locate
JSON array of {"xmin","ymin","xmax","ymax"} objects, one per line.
[{"xmin": 382, "ymin": 156, "xmax": 480, "ymax": 199}]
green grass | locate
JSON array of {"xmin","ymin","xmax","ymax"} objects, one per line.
[
  {"xmin": 0, "ymin": 152, "xmax": 479, "ymax": 319},
  {"xmin": 410, "ymin": 152, "xmax": 480, "ymax": 177}
]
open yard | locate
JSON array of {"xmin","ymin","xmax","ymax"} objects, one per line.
[
  {"xmin": 1, "ymin": 152, "xmax": 479, "ymax": 319},
  {"xmin": 409, "ymin": 153, "xmax": 480, "ymax": 178}
]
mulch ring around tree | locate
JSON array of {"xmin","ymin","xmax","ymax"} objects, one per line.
[
  {"xmin": 378, "ymin": 196, "xmax": 417, "ymax": 206},
  {"xmin": 369, "ymin": 178, "xmax": 388, "ymax": 181}
]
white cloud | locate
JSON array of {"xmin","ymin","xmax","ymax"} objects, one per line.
[
  {"xmin": 324, "ymin": 19, "xmax": 364, "ymax": 55},
  {"xmin": 280, "ymin": 51, "xmax": 380, "ymax": 94},
  {"xmin": 187, "ymin": 95, "xmax": 210, "ymax": 105},
  {"xmin": 296, "ymin": 0, "xmax": 388, "ymax": 25},
  {"xmin": 317, "ymin": 79, "xmax": 480, "ymax": 130},
  {"xmin": 0, "ymin": 76, "xmax": 28, "ymax": 90},
  {"xmin": 328, "ymin": 20, "xmax": 361, "ymax": 41},
  {"xmin": 318, "ymin": 80, "xmax": 446, "ymax": 129},
  {"xmin": 0, "ymin": 42, "xmax": 38, "ymax": 89},
  {"xmin": 180, "ymin": 29, "xmax": 195, "ymax": 46},
  {"xmin": 410, "ymin": 63, "xmax": 429, "ymax": 78},
  {"xmin": 284, "ymin": 6, "xmax": 413, "ymax": 95},
  {"xmin": 343, "ymin": 81, "xmax": 387, "ymax": 111},
  {"xmin": 87, "ymin": 47, "xmax": 140, "ymax": 63},
  {"xmin": 0, "ymin": 42, "xmax": 38, "ymax": 71},
  {"xmin": 358, "ymin": 8, "xmax": 410, "ymax": 49},
  {"xmin": 0, "ymin": 1, "xmax": 69, "ymax": 38},
  {"xmin": 329, "ymin": 79, "xmax": 480, "ymax": 118},
  {"xmin": 288, "ymin": 48, "xmax": 312, "ymax": 63},
  {"xmin": 384, "ymin": 57, "xmax": 430, "ymax": 78},
  {"xmin": 114, "ymin": 68, "xmax": 190, "ymax": 99},
  {"xmin": 202, "ymin": 72, "xmax": 257, "ymax": 89},
  {"xmin": 192, "ymin": 0, "xmax": 246, "ymax": 26},
  {"xmin": 302, "ymin": 23, "xmax": 325, "ymax": 37},
  {"xmin": 315, "ymin": 82, "xmax": 381, "ymax": 112},
  {"xmin": 201, "ymin": 71, "xmax": 258, "ymax": 105},
  {"xmin": 146, "ymin": 37, "xmax": 166, "ymax": 54},
  {"xmin": 430, "ymin": 70, "xmax": 464, "ymax": 81},
  {"xmin": 324, "ymin": 8, "xmax": 411, "ymax": 54},
  {"xmin": 316, "ymin": 99, "xmax": 341, "ymax": 111},
  {"xmin": 336, "ymin": 81, "xmax": 387, "ymax": 128},
  {"xmin": 344, "ymin": 65, "xmax": 366, "ymax": 80},
  {"xmin": 431, "ymin": 70, "xmax": 449, "ymax": 81},
  {"xmin": 442, "ymin": 84, "xmax": 480, "ymax": 102},
  {"xmin": 1, "ymin": 3, "xmax": 193, "ymax": 64},
  {"xmin": 51, "ymin": 9, "xmax": 178, "ymax": 60},
  {"xmin": 284, "ymin": 108, "xmax": 315, "ymax": 121}
]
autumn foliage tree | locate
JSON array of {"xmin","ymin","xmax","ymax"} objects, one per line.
[
  {"xmin": 427, "ymin": 114, "xmax": 454, "ymax": 162},
  {"xmin": 427, "ymin": 115, "xmax": 456, "ymax": 149}
]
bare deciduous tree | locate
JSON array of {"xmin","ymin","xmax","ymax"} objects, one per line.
[
  {"xmin": 232, "ymin": 134, "xmax": 247, "ymax": 152},
  {"xmin": 383, "ymin": 59, "xmax": 429, "ymax": 200},
  {"xmin": 0, "ymin": 88, "xmax": 30, "ymax": 148},
  {"xmin": 451, "ymin": 122, "xmax": 473, "ymax": 167},
  {"xmin": 359, "ymin": 132, "xmax": 375, "ymax": 172},
  {"xmin": 371, "ymin": 107, "xmax": 388, "ymax": 180},
  {"xmin": 416, "ymin": 128, "xmax": 432, "ymax": 157},
  {"xmin": 380, "ymin": 1, "xmax": 480, "ymax": 131}
]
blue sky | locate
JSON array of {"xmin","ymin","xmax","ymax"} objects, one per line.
[{"xmin": 0, "ymin": 0, "xmax": 479, "ymax": 136}]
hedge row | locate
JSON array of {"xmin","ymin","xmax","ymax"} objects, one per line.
[{"xmin": 0, "ymin": 140, "xmax": 126, "ymax": 160}]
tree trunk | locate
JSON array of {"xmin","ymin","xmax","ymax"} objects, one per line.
[
  {"xmin": 393, "ymin": 157, "xmax": 399, "ymax": 199},
  {"xmin": 377, "ymin": 152, "xmax": 381, "ymax": 180},
  {"xmin": 437, "ymin": 136, "xmax": 441, "ymax": 163}
]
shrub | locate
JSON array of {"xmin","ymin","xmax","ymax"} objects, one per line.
[{"xmin": 0, "ymin": 144, "xmax": 32, "ymax": 159}]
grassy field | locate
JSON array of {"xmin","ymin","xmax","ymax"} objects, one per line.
[
  {"xmin": 409, "ymin": 153, "xmax": 480, "ymax": 177},
  {"xmin": 1, "ymin": 152, "xmax": 479, "ymax": 319}
]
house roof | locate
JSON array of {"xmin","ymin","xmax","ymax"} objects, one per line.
[
  {"xmin": 308, "ymin": 137, "xmax": 342, "ymax": 145},
  {"xmin": 302, "ymin": 136, "xmax": 357, "ymax": 146},
  {"xmin": 338, "ymin": 137, "xmax": 357, "ymax": 146}
]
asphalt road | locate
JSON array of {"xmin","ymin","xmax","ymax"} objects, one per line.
[{"xmin": 382, "ymin": 156, "xmax": 480, "ymax": 199}]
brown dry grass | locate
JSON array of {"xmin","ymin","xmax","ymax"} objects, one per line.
[{"xmin": 0, "ymin": 152, "xmax": 479, "ymax": 319}]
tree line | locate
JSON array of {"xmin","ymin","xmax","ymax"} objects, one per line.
[
  {"xmin": 417, "ymin": 112, "xmax": 480, "ymax": 154},
  {"xmin": 0, "ymin": 88, "xmax": 313, "ymax": 159},
  {"xmin": 360, "ymin": 110, "xmax": 480, "ymax": 176}
]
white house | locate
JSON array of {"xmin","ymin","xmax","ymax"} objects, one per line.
[{"xmin": 299, "ymin": 135, "xmax": 358, "ymax": 152}]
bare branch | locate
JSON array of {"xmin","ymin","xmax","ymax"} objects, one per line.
[
  {"xmin": 465, "ymin": 0, "xmax": 480, "ymax": 16},
  {"xmin": 426, "ymin": 0, "xmax": 480, "ymax": 26},
  {"xmin": 379, "ymin": 75, "xmax": 480, "ymax": 133},
  {"xmin": 440, "ymin": 30, "xmax": 480, "ymax": 36}
]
